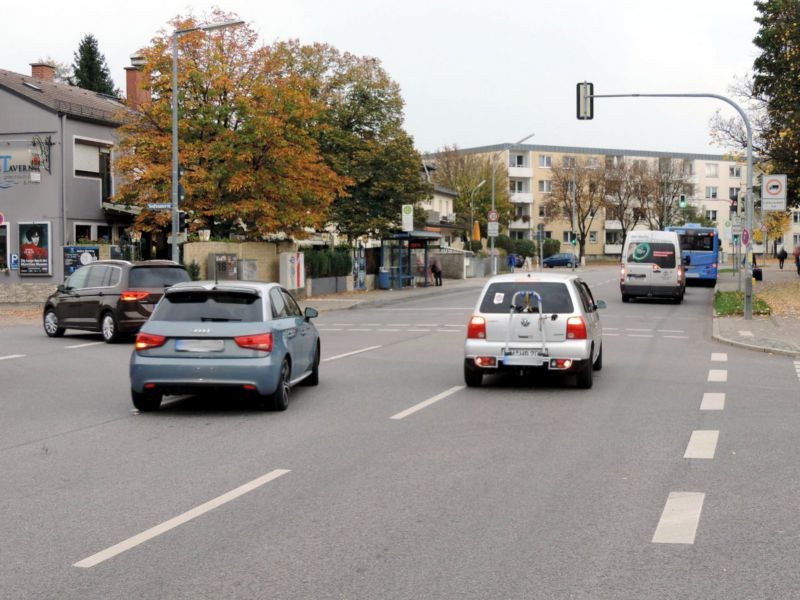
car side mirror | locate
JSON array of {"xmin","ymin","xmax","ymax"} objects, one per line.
[
  {"xmin": 304, "ymin": 307, "xmax": 318, "ymax": 320},
  {"xmin": 683, "ymin": 255, "xmax": 691, "ymax": 266},
  {"xmin": 594, "ymin": 300, "xmax": 607, "ymax": 310}
]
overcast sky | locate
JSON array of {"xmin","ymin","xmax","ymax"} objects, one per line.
[{"xmin": 4, "ymin": 0, "xmax": 759, "ymax": 156}]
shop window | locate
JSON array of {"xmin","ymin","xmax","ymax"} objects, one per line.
[{"xmin": 75, "ymin": 224, "xmax": 92, "ymax": 243}]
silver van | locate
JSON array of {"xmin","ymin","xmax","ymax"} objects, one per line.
[{"xmin": 620, "ymin": 230, "xmax": 687, "ymax": 303}]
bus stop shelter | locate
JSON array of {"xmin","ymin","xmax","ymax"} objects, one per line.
[{"xmin": 378, "ymin": 231, "xmax": 441, "ymax": 289}]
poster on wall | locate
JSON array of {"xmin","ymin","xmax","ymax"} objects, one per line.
[
  {"xmin": 18, "ymin": 222, "xmax": 51, "ymax": 275},
  {"xmin": 63, "ymin": 246, "xmax": 100, "ymax": 275}
]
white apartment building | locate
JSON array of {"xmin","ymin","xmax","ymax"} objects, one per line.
[{"xmin": 462, "ymin": 144, "xmax": 754, "ymax": 259}]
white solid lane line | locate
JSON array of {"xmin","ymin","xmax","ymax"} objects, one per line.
[
  {"xmin": 74, "ymin": 469, "xmax": 290, "ymax": 568},
  {"xmin": 711, "ymin": 352, "xmax": 728, "ymax": 362},
  {"xmin": 322, "ymin": 345, "xmax": 381, "ymax": 362},
  {"xmin": 700, "ymin": 392, "xmax": 725, "ymax": 411},
  {"xmin": 390, "ymin": 386, "xmax": 464, "ymax": 420},
  {"xmin": 0, "ymin": 354, "xmax": 26, "ymax": 361},
  {"xmin": 65, "ymin": 342, "xmax": 105, "ymax": 349},
  {"xmin": 684, "ymin": 430, "xmax": 719, "ymax": 459},
  {"xmin": 652, "ymin": 492, "xmax": 706, "ymax": 544},
  {"xmin": 708, "ymin": 369, "xmax": 728, "ymax": 382}
]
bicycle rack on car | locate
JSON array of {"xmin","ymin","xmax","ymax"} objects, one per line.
[{"xmin": 504, "ymin": 290, "xmax": 549, "ymax": 359}]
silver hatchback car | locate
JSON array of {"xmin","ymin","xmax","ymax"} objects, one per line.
[
  {"xmin": 464, "ymin": 272, "xmax": 606, "ymax": 389},
  {"xmin": 130, "ymin": 281, "xmax": 320, "ymax": 412}
]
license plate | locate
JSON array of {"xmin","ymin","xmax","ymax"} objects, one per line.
[
  {"xmin": 686, "ymin": 272, "xmax": 698, "ymax": 278},
  {"xmin": 175, "ymin": 339, "xmax": 224, "ymax": 352},
  {"xmin": 506, "ymin": 348, "xmax": 543, "ymax": 357}
]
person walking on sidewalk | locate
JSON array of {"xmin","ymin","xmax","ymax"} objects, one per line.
[
  {"xmin": 430, "ymin": 255, "xmax": 443, "ymax": 286},
  {"xmin": 778, "ymin": 247, "xmax": 788, "ymax": 269}
]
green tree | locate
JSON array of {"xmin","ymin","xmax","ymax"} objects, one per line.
[
  {"xmin": 753, "ymin": 0, "xmax": 800, "ymax": 207},
  {"xmin": 277, "ymin": 42, "xmax": 431, "ymax": 241},
  {"xmin": 114, "ymin": 11, "xmax": 349, "ymax": 240},
  {"xmin": 71, "ymin": 34, "xmax": 118, "ymax": 96},
  {"xmin": 430, "ymin": 146, "xmax": 510, "ymax": 243}
]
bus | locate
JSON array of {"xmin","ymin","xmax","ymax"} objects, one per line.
[{"xmin": 665, "ymin": 223, "xmax": 720, "ymax": 285}]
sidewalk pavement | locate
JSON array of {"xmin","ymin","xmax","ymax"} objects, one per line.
[{"xmin": 712, "ymin": 263, "xmax": 800, "ymax": 356}]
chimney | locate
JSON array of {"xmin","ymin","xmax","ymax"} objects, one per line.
[
  {"xmin": 125, "ymin": 52, "xmax": 150, "ymax": 110},
  {"xmin": 30, "ymin": 62, "xmax": 55, "ymax": 82}
]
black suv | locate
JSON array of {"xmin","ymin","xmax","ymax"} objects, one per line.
[{"xmin": 43, "ymin": 260, "xmax": 191, "ymax": 342}]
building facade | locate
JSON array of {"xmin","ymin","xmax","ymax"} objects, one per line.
[{"xmin": 460, "ymin": 143, "xmax": 776, "ymax": 260}]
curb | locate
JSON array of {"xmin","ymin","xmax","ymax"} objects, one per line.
[{"xmin": 711, "ymin": 316, "xmax": 800, "ymax": 357}]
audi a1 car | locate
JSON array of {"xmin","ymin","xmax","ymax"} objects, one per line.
[
  {"xmin": 43, "ymin": 260, "xmax": 191, "ymax": 342},
  {"xmin": 130, "ymin": 281, "xmax": 320, "ymax": 412},
  {"xmin": 464, "ymin": 272, "xmax": 606, "ymax": 389}
]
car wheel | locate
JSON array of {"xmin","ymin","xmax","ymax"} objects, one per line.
[
  {"xmin": 593, "ymin": 344, "xmax": 603, "ymax": 371},
  {"xmin": 464, "ymin": 360, "xmax": 483, "ymax": 387},
  {"xmin": 303, "ymin": 341, "xmax": 320, "ymax": 386},
  {"xmin": 132, "ymin": 389, "xmax": 162, "ymax": 412},
  {"xmin": 266, "ymin": 359, "xmax": 291, "ymax": 411},
  {"xmin": 100, "ymin": 311, "xmax": 121, "ymax": 343},
  {"xmin": 621, "ymin": 294, "xmax": 630, "ymax": 303},
  {"xmin": 43, "ymin": 308, "xmax": 65, "ymax": 337},
  {"xmin": 576, "ymin": 357, "xmax": 594, "ymax": 389}
]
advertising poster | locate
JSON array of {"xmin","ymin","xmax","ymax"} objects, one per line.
[
  {"xmin": 19, "ymin": 222, "xmax": 51, "ymax": 275},
  {"xmin": 63, "ymin": 246, "xmax": 100, "ymax": 275}
]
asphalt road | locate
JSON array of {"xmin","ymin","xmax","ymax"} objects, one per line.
[{"xmin": 1, "ymin": 266, "xmax": 799, "ymax": 599}]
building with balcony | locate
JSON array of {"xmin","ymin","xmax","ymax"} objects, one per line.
[{"xmin": 459, "ymin": 143, "xmax": 750, "ymax": 260}]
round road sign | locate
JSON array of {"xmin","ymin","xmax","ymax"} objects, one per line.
[
  {"xmin": 487, "ymin": 210, "xmax": 499, "ymax": 222},
  {"xmin": 742, "ymin": 228, "xmax": 750, "ymax": 246}
]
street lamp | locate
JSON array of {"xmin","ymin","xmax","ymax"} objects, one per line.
[
  {"xmin": 490, "ymin": 131, "xmax": 535, "ymax": 274},
  {"xmin": 171, "ymin": 19, "xmax": 244, "ymax": 262},
  {"xmin": 469, "ymin": 179, "xmax": 486, "ymax": 248}
]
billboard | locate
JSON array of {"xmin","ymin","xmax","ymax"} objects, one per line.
[{"xmin": 18, "ymin": 222, "xmax": 51, "ymax": 275}]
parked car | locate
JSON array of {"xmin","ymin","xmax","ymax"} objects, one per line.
[
  {"xmin": 129, "ymin": 281, "xmax": 320, "ymax": 412},
  {"xmin": 43, "ymin": 260, "xmax": 191, "ymax": 342},
  {"xmin": 542, "ymin": 252, "xmax": 578, "ymax": 268},
  {"xmin": 464, "ymin": 272, "xmax": 606, "ymax": 389}
]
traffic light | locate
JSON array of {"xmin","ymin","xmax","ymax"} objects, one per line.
[
  {"xmin": 178, "ymin": 210, "xmax": 187, "ymax": 231},
  {"xmin": 576, "ymin": 82, "xmax": 594, "ymax": 120},
  {"xmin": 570, "ymin": 232, "xmax": 578, "ymax": 246},
  {"xmin": 729, "ymin": 198, "xmax": 738, "ymax": 216},
  {"xmin": 679, "ymin": 194, "xmax": 687, "ymax": 208}
]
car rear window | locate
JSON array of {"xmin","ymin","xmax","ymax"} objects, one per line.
[
  {"xmin": 151, "ymin": 292, "xmax": 263, "ymax": 322},
  {"xmin": 479, "ymin": 282, "xmax": 575, "ymax": 314},
  {"xmin": 625, "ymin": 242, "xmax": 676, "ymax": 268},
  {"xmin": 129, "ymin": 266, "xmax": 191, "ymax": 288}
]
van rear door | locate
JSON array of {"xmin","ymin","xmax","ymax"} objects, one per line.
[{"xmin": 623, "ymin": 240, "xmax": 653, "ymax": 288}]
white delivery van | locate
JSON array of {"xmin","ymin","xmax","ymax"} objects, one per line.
[{"xmin": 620, "ymin": 230, "xmax": 686, "ymax": 303}]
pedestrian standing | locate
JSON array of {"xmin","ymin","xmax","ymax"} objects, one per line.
[
  {"xmin": 430, "ymin": 255, "xmax": 443, "ymax": 286},
  {"xmin": 507, "ymin": 253, "xmax": 516, "ymax": 273},
  {"xmin": 778, "ymin": 247, "xmax": 788, "ymax": 269}
]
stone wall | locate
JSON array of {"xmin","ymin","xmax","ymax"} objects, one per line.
[{"xmin": 0, "ymin": 278, "xmax": 56, "ymax": 303}]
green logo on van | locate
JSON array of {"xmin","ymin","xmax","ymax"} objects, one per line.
[{"xmin": 632, "ymin": 243, "xmax": 651, "ymax": 262}]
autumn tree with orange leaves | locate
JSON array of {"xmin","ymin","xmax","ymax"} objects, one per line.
[{"xmin": 115, "ymin": 10, "xmax": 350, "ymax": 240}]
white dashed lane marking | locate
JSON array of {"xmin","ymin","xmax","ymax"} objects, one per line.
[
  {"xmin": 390, "ymin": 386, "xmax": 464, "ymax": 420},
  {"xmin": 700, "ymin": 393, "xmax": 725, "ymax": 411},
  {"xmin": 74, "ymin": 469, "xmax": 290, "ymax": 568},
  {"xmin": 0, "ymin": 354, "xmax": 26, "ymax": 361},
  {"xmin": 652, "ymin": 492, "xmax": 705, "ymax": 544},
  {"xmin": 684, "ymin": 430, "xmax": 719, "ymax": 459},
  {"xmin": 708, "ymin": 369, "xmax": 728, "ymax": 382},
  {"xmin": 711, "ymin": 353, "xmax": 728, "ymax": 362},
  {"xmin": 322, "ymin": 345, "xmax": 382, "ymax": 362}
]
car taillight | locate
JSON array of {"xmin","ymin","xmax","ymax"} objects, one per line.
[
  {"xmin": 135, "ymin": 332, "xmax": 167, "ymax": 350},
  {"xmin": 121, "ymin": 290, "xmax": 150, "ymax": 301},
  {"xmin": 619, "ymin": 265, "xmax": 626, "ymax": 282},
  {"xmin": 566, "ymin": 316, "xmax": 587, "ymax": 339},
  {"xmin": 467, "ymin": 316, "xmax": 486, "ymax": 339},
  {"xmin": 235, "ymin": 333, "xmax": 273, "ymax": 352}
]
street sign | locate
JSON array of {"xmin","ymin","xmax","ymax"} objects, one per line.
[
  {"xmin": 487, "ymin": 210, "xmax": 499, "ymax": 222},
  {"xmin": 487, "ymin": 222, "xmax": 499, "ymax": 237},
  {"xmin": 147, "ymin": 203, "xmax": 172, "ymax": 210},
  {"xmin": 760, "ymin": 224, "xmax": 768, "ymax": 234},
  {"xmin": 742, "ymin": 228, "xmax": 750, "ymax": 246},
  {"xmin": 762, "ymin": 174, "xmax": 787, "ymax": 211},
  {"xmin": 401, "ymin": 204, "xmax": 413, "ymax": 232}
]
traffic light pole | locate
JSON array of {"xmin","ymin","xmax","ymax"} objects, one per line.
[{"xmin": 577, "ymin": 88, "xmax": 755, "ymax": 319}]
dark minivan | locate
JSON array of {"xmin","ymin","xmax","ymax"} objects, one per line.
[{"xmin": 43, "ymin": 260, "xmax": 190, "ymax": 342}]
